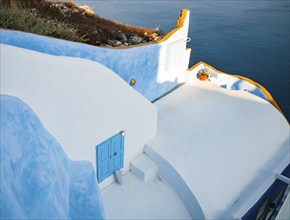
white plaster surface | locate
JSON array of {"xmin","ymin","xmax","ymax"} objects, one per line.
[
  {"xmin": 0, "ymin": 44, "xmax": 157, "ymax": 186},
  {"xmin": 1, "ymin": 9, "xmax": 191, "ymax": 102},
  {"xmin": 130, "ymin": 153, "xmax": 158, "ymax": 182},
  {"xmin": 101, "ymin": 172, "xmax": 191, "ymax": 219},
  {"xmin": 185, "ymin": 63, "xmax": 269, "ymax": 101},
  {"xmin": 157, "ymin": 10, "xmax": 191, "ymax": 84},
  {"xmin": 147, "ymin": 80, "xmax": 290, "ymax": 219}
]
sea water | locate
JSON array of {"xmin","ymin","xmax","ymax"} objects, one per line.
[{"xmin": 76, "ymin": 0, "xmax": 289, "ymax": 120}]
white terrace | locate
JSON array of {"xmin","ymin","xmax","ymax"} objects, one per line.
[{"xmin": 101, "ymin": 79, "xmax": 289, "ymax": 219}]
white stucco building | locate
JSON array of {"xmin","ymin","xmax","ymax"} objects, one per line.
[{"xmin": 1, "ymin": 8, "xmax": 289, "ymax": 220}]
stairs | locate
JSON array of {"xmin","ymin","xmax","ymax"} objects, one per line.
[{"xmin": 130, "ymin": 153, "xmax": 158, "ymax": 182}]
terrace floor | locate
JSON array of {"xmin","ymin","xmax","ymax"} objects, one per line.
[
  {"xmin": 101, "ymin": 80, "xmax": 289, "ymax": 219},
  {"xmin": 146, "ymin": 80, "xmax": 289, "ymax": 219},
  {"xmin": 101, "ymin": 172, "xmax": 191, "ymax": 219}
]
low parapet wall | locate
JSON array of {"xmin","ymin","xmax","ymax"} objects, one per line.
[
  {"xmin": 0, "ymin": 10, "xmax": 191, "ymax": 102},
  {"xmin": 187, "ymin": 62, "xmax": 286, "ymax": 120}
]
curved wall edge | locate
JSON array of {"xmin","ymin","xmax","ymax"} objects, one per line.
[
  {"xmin": 188, "ymin": 61, "xmax": 287, "ymax": 121},
  {"xmin": 144, "ymin": 144, "xmax": 205, "ymax": 219},
  {"xmin": 0, "ymin": 9, "xmax": 191, "ymax": 102},
  {"xmin": 158, "ymin": 9, "xmax": 189, "ymax": 43}
]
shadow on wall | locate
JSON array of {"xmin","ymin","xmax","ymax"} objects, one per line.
[
  {"xmin": 188, "ymin": 62, "xmax": 286, "ymax": 119},
  {"xmin": 0, "ymin": 30, "xmax": 179, "ymax": 101},
  {"xmin": 0, "ymin": 95, "xmax": 105, "ymax": 219},
  {"xmin": 231, "ymin": 80, "xmax": 268, "ymax": 101},
  {"xmin": 0, "ymin": 10, "xmax": 191, "ymax": 101}
]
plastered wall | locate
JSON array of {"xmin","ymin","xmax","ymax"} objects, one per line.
[
  {"xmin": 0, "ymin": 10, "xmax": 191, "ymax": 102},
  {"xmin": 1, "ymin": 44, "xmax": 157, "ymax": 188}
]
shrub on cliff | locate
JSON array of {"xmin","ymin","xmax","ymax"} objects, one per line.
[
  {"xmin": 0, "ymin": 0, "xmax": 163, "ymax": 46},
  {"xmin": 0, "ymin": 8, "xmax": 86, "ymax": 43}
]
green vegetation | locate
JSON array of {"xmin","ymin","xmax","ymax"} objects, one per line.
[
  {"xmin": 0, "ymin": 0, "xmax": 163, "ymax": 47},
  {"xmin": 0, "ymin": 8, "xmax": 86, "ymax": 43}
]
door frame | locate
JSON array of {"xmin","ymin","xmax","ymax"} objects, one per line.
[{"xmin": 96, "ymin": 131, "xmax": 125, "ymax": 183}]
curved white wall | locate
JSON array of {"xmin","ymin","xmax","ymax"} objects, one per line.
[
  {"xmin": 0, "ymin": 10, "xmax": 191, "ymax": 102},
  {"xmin": 185, "ymin": 62, "xmax": 287, "ymax": 118},
  {"xmin": 157, "ymin": 10, "xmax": 191, "ymax": 84},
  {"xmin": 1, "ymin": 44, "xmax": 157, "ymax": 187},
  {"xmin": 146, "ymin": 82, "xmax": 289, "ymax": 219},
  {"xmin": 144, "ymin": 145, "xmax": 205, "ymax": 219}
]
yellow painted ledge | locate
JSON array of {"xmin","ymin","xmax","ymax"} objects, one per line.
[
  {"xmin": 189, "ymin": 61, "xmax": 287, "ymax": 121},
  {"xmin": 158, "ymin": 9, "xmax": 189, "ymax": 43}
]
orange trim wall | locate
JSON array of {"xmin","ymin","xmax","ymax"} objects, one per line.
[
  {"xmin": 158, "ymin": 9, "xmax": 189, "ymax": 43},
  {"xmin": 188, "ymin": 61, "xmax": 287, "ymax": 120}
]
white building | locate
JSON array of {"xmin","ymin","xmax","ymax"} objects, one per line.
[{"xmin": 1, "ymin": 9, "xmax": 289, "ymax": 220}]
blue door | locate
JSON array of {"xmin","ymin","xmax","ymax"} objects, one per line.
[{"xmin": 96, "ymin": 132, "xmax": 124, "ymax": 183}]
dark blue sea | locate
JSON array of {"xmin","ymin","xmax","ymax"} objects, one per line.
[{"xmin": 77, "ymin": 0, "xmax": 290, "ymax": 120}]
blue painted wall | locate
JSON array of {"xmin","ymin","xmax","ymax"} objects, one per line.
[
  {"xmin": 0, "ymin": 29, "xmax": 177, "ymax": 101},
  {"xmin": 0, "ymin": 95, "xmax": 105, "ymax": 219}
]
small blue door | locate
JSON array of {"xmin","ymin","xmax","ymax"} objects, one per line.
[{"xmin": 96, "ymin": 132, "xmax": 124, "ymax": 183}]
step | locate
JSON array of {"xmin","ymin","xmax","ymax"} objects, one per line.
[{"xmin": 130, "ymin": 153, "xmax": 158, "ymax": 182}]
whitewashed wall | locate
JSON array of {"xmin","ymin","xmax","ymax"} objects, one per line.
[
  {"xmin": 0, "ymin": 10, "xmax": 191, "ymax": 102},
  {"xmin": 1, "ymin": 44, "xmax": 157, "ymax": 188},
  {"xmin": 157, "ymin": 10, "xmax": 191, "ymax": 84},
  {"xmin": 0, "ymin": 9, "xmax": 191, "ymax": 188}
]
